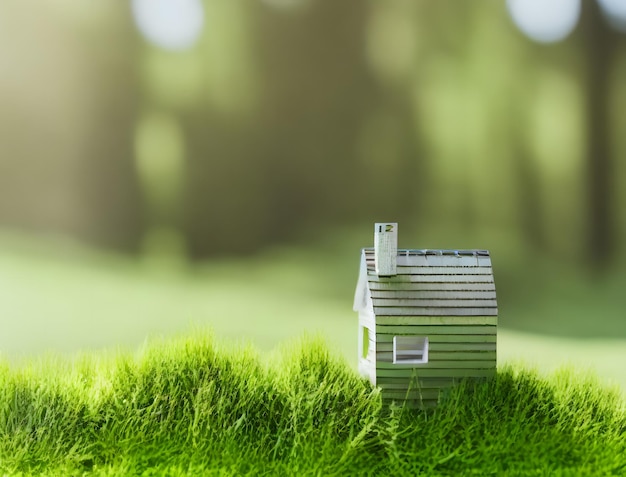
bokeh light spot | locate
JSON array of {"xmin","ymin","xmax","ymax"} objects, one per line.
[
  {"xmin": 597, "ymin": 0, "xmax": 626, "ymax": 32},
  {"xmin": 134, "ymin": 112, "xmax": 185, "ymax": 215},
  {"xmin": 131, "ymin": 0, "xmax": 204, "ymax": 51},
  {"xmin": 507, "ymin": 0, "xmax": 580, "ymax": 44}
]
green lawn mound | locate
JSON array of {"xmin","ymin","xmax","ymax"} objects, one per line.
[{"xmin": 1, "ymin": 335, "xmax": 624, "ymax": 476}]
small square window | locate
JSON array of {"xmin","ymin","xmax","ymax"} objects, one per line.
[
  {"xmin": 361, "ymin": 326, "xmax": 370, "ymax": 359},
  {"xmin": 393, "ymin": 336, "xmax": 429, "ymax": 364}
]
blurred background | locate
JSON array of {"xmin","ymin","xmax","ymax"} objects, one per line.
[{"xmin": 0, "ymin": 0, "xmax": 624, "ymax": 390}]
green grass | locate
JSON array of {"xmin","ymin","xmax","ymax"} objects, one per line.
[{"xmin": 1, "ymin": 334, "xmax": 624, "ymax": 476}]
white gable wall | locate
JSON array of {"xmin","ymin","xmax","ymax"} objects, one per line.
[{"xmin": 354, "ymin": 251, "xmax": 377, "ymax": 384}]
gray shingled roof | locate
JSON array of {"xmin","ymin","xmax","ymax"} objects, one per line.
[{"xmin": 355, "ymin": 248, "xmax": 497, "ymax": 317}]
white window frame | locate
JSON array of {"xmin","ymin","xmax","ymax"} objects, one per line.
[{"xmin": 393, "ymin": 336, "xmax": 429, "ymax": 364}]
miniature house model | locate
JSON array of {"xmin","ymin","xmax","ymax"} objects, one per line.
[{"xmin": 354, "ymin": 223, "xmax": 497, "ymax": 407}]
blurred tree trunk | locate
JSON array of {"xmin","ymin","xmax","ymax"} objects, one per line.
[
  {"xmin": 514, "ymin": 122, "xmax": 544, "ymax": 251},
  {"xmin": 0, "ymin": 3, "xmax": 143, "ymax": 252},
  {"xmin": 185, "ymin": 0, "xmax": 376, "ymax": 257},
  {"xmin": 581, "ymin": 1, "xmax": 618, "ymax": 268},
  {"xmin": 78, "ymin": 8, "xmax": 143, "ymax": 252},
  {"xmin": 392, "ymin": 91, "xmax": 425, "ymax": 224},
  {"xmin": 253, "ymin": 0, "xmax": 374, "ymax": 235},
  {"xmin": 511, "ymin": 42, "xmax": 545, "ymax": 253}
]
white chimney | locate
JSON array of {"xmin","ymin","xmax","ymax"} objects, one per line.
[{"xmin": 374, "ymin": 223, "xmax": 398, "ymax": 276}]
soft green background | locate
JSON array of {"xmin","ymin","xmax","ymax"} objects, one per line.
[{"xmin": 0, "ymin": 2, "xmax": 625, "ymax": 396}]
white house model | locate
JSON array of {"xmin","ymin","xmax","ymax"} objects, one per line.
[{"xmin": 353, "ymin": 223, "xmax": 498, "ymax": 407}]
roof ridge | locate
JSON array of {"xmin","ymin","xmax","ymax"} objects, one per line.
[{"xmin": 363, "ymin": 248, "xmax": 490, "ymax": 257}]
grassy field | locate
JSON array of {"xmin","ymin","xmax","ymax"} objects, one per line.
[
  {"xmin": 1, "ymin": 230, "xmax": 626, "ymax": 474},
  {"xmin": 0, "ymin": 334, "xmax": 624, "ymax": 476}
]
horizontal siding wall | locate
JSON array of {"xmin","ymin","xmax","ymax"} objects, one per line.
[
  {"xmin": 376, "ymin": 361, "xmax": 495, "ymax": 370},
  {"xmin": 376, "ymin": 351, "xmax": 496, "ymax": 361},
  {"xmin": 376, "ymin": 316, "xmax": 497, "ymax": 325},
  {"xmin": 376, "ymin": 342, "xmax": 496, "ymax": 352},
  {"xmin": 375, "ymin": 334, "xmax": 496, "ymax": 343},
  {"xmin": 376, "ymin": 377, "xmax": 459, "ymax": 389},
  {"xmin": 377, "ymin": 375, "xmax": 490, "ymax": 408},
  {"xmin": 376, "ymin": 368, "xmax": 495, "ymax": 378},
  {"xmin": 375, "ymin": 324, "xmax": 496, "ymax": 335},
  {"xmin": 374, "ymin": 307, "xmax": 497, "ymax": 316},
  {"xmin": 375, "ymin": 321, "xmax": 496, "ymax": 402},
  {"xmin": 376, "ymin": 320, "xmax": 496, "ymax": 371}
]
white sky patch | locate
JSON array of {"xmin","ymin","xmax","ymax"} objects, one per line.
[
  {"xmin": 132, "ymin": 0, "xmax": 205, "ymax": 51},
  {"xmin": 507, "ymin": 0, "xmax": 581, "ymax": 43}
]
